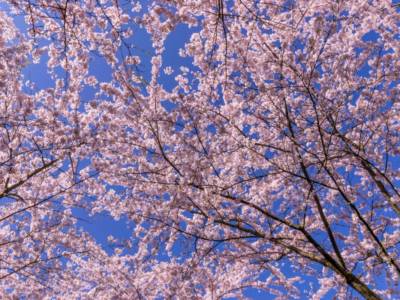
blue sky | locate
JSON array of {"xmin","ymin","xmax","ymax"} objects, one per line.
[{"xmin": 8, "ymin": 1, "xmax": 400, "ymax": 298}]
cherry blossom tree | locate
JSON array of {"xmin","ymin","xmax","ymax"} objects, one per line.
[{"xmin": 1, "ymin": 0, "xmax": 400, "ymax": 299}]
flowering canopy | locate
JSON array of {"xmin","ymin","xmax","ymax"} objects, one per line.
[{"xmin": 1, "ymin": 0, "xmax": 400, "ymax": 299}]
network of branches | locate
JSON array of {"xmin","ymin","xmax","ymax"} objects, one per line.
[{"xmin": 0, "ymin": 0, "xmax": 399, "ymax": 299}]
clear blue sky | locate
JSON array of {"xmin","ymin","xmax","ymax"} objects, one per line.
[{"xmin": 12, "ymin": 1, "xmax": 400, "ymax": 298}]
